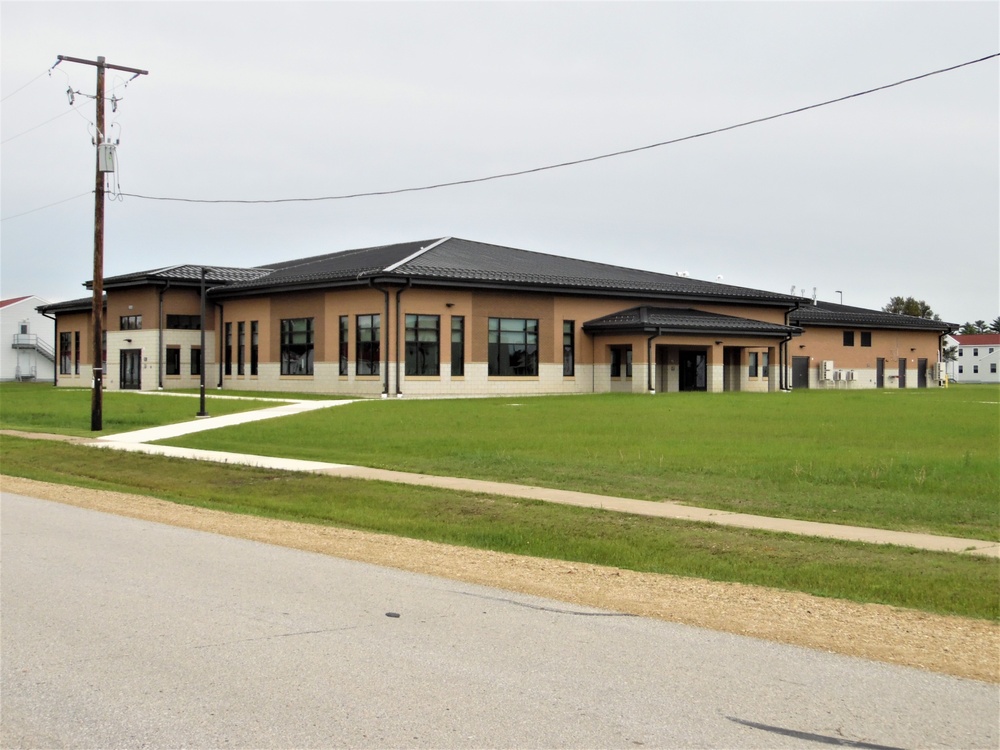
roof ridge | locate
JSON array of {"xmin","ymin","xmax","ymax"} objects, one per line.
[{"xmin": 385, "ymin": 237, "xmax": 450, "ymax": 272}]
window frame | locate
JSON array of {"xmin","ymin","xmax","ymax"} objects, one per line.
[
  {"xmin": 488, "ymin": 317, "xmax": 539, "ymax": 377},
  {"xmin": 280, "ymin": 317, "xmax": 315, "ymax": 376},
  {"xmin": 165, "ymin": 346, "xmax": 181, "ymax": 376},
  {"xmin": 120, "ymin": 315, "xmax": 142, "ymax": 331},
  {"xmin": 190, "ymin": 346, "xmax": 202, "ymax": 376},
  {"xmin": 860, "ymin": 331, "xmax": 872, "ymax": 347},
  {"xmin": 748, "ymin": 352, "xmax": 759, "ymax": 378},
  {"xmin": 563, "ymin": 321, "xmax": 575, "ymax": 377},
  {"xmin": 451, "ymin": 316, "xmax": 465, "ymax": 377},
  {"xmin": 843, "ymin": 331, "xmax": 855, "ymax": 347},
  {"xmin": 356, "ymin": 314, "xmax": 381, "ymax": 376},
  {"xmin": 59, "ymin": 331, "xmax": 72, "ymax": 375},
  {"xmin": 338, "ymin": 316, "xmax": 349, "ymax": 376},
  {"xmin": 224, "ymin": 322, "xmax": 232, "ymax": 376},
  {"xmin": 250, "ymin": 321, "xmax": 259, "ymax": 376},
  {"xmin": 405, "ymin": 314, "xmax": 440, "ymax": 377},
  {"xmin": 237, "ymin": 321, "xmax": 246, "ymax": 376}
]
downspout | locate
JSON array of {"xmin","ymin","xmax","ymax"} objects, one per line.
[
  {"xmin": 646, "ymin": 328, "xmax": 661, "ymax": 394},
  {"xmin": 368, "ymin": 279, "xmax": 390, "ymax": 397},
  {"xmin": 157, "ymin": 280, "xmax": 171, "ymax": 389},
  {"xmin": 778, "ymin": 335, "xmax": 793, "ymax": 391},
  {"xmin": 41, "ymin": 311, "xmax": 57, "ymax": 386},
  {"xmin": 783, "ymin": 305, "xmax": 802, "ymax": 391},
  {"xmin": 216, "ymin": 301, "xmax": 225, "ymax": 389},
  {"xmin": 394, "ymin": 280, "xmax": 411, "ymax": 397}
]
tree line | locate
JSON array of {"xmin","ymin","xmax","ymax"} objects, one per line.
[{"xmin": 881, "ymin": 296, "xmax": 1000, "ymax": 334}]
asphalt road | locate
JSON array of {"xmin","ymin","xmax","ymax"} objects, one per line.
[{"xmin": 2, "ymin": 491, "xmax": 996, "ymax": 749}]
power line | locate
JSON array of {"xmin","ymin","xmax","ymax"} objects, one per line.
[
  {"xmin": 0, "ymin": 70, "xmax": 47, "ymax": 102},
  {"xmin": 0, "ymin": 192, "xmax": 91, "ymax": 222},
  {"xmin": 1, "ymin": 102, "xmax": 90, "ymax": 145},
  {"xmin": 119, "ymin": 52, "xmax": 998, "ymax": 206}
]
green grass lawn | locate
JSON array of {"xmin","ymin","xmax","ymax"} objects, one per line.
[
  {"xmin": 0, "ymin": 382, "xmax": 281, "ymax": 437},
  {"xmin": 158, "ymin": 386, "xmax": 1000, "ymax": 540},
  {"xmin": 2, "ymin": 435, "xmax": 996, "ymax": 621}
]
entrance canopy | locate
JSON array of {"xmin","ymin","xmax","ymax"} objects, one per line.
[{"xmin": 582, "ymin": 306, "xmax": 801, "ymax": 338}]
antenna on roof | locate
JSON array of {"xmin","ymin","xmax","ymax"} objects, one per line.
[
  {"xmin": 791, "ymin": 285, "xmax": 796, "ymax": 295},
  {"xmin": 813, "ymin": 287, "xmax": 817, "ymax": 305},
  {"xmin": 716, "ymin": 275, "xmax": 723, "ymax": 281},
  {"xmin": 675, "ymin": 271, "xmax": 689, "ymax": 277}
]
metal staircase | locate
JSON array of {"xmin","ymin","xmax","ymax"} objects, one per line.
[{"xmin": 12, "ymin": 333, "xmax": 55, "ymax": 361}]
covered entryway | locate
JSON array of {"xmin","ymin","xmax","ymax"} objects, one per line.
[
  {"xmin": 679, "ymin": 350, "xmax": 707, "ymax": 392},
  {"xmin": 120, "ymin": 349, "xmax": 142, "ymax": 390},
  {"xmin": 792, "ymin": 356, "xmax": 809, "ymax": 389}
]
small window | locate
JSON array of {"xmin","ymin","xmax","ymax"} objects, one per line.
[
  {"xmin": 59, "ymin": 332, "xmax": 72, "ymax": 375},
  {"xmin": 610, "ymin": 345, "xmax": 632, "ymax": 378},
  {"xmin": 563, "ymin": 321, "xmax": 575, "ymax": 376},
  {"xmin": 120, "ymin": 315, "xmax": 142, "ymax": 331},
  {"xmin": 959, "ymin": 365, "xmax": 964, "ymax": 374},
  {"xmin": 281, "ymin": 318, "xmax": 315, "ymax": 376},
  {"xmin": 973, "ymin": 365, "xmax": 979, "ymax": 374},
  {"xmin": 166, "ymin": 347, "xmax": 181, "ymax": 376},
  {"xmin": 224, "ymin": 322, "xmax": 232, "ymax": 376},
  {"xmin": 405, "ymin": 314, "xmax": 440, "ymax": 376},
  {"xmin": 338, "ymin": 316, "xmax": 348, "ymax": 376},
  {"xmin": 991, "ymin": 363, "xmax": 997, "ymax": 374},
  {"xmin": 237, "ymin": 322, "xmax": 245, "ymax": 376},
  {"xmin": 973, "ymin": 348, "xmax": 979, "ymax": 357},
  {"xmin": 860, "ymin": 332, "xmax": 872, "ymax": 347},
  {"xmin": 843, "ymin": 331, "xmax": 855, "ymax": 347},
  {"xmin": 74, "ymin": 331, "xmax": 81, "ymax": 374},
  {"xmin": 748, "ymin": 352, "xmax": 759, "ymax": 378},
  {"xmin": 190, "ymin": 346, "xmax": 202, "ymax": 376},
  {"xmin": 165, "ymin": 314, "xmax": 200, "ymax": 330},
  {"xmin": 762, "ymin": 352, "xmax": 769, "ymax": 379},
  {"xmin": 250, "ymin": 321, "xmax": 258, "ymax": 376},
  {"xmin": 451, "ymin": 316, "xmax": 465, "ymax": 377},
  {"xmin": 356, "ymin": 314, "xmax": 380, "ymax": 376},
  {"xmin": 959, "ymin": 349, "xmax": 964, "ymax": 357}
]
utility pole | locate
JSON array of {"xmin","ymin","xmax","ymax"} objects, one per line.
[{"xmin": 57, "ymin": 55, "xmax": 148, "ymax": 431}]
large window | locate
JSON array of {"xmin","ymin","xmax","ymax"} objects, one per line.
[
  {"xmin": 191, "ymin": 346, "xmax": 202, "ymax": 376},
  {"xmin": 451, "ymin": 316, "xmax": 465, "ymax": 377},
  {"xmin": 563, "ymin": 321, "xmax": 575, "ymax": 376},
  {"xmin": 166, "ymin": 346, "xmax": 181, "ymax": 376},
  {"xmin": 59, "ymin": 332, "xmax": 72, "ymax": 375},
  {"xmin": 281, "ymin": 318, "xmax": 314, "ymax": 375},
  {"xmin": 224, "ymin": 322, "xmax": 232, "ymax": 376},
  {"xmin": 166, "ymin": 314, "xmax": 200, "ymax": 330},
  {"xmin": 250, "ymin": 321, "xmax": 258, "ymax": 376},
  {"xmin": 120, "ymin": 315, "xmax": 142, "ymax": 331},
  {"xmin": 339, "ymin": 316, "xmax": 349, "ymax": 376},
  {"xmin": 356, "ymin": 314, "xmax": 380, "ymax": 376},
  {"xmin": 748, "ymin": 352, "xmax": 759, "ymax": 378},
  {"xmin": 74, "ymin": 331, "xmax": 80, "ymax": 374},
  {"xmin": 489, "ymin": 318, "xmax": 538, "ymax": 376},
  {"xmin": 405, "ymin": 314, "xmax": 440, "ymax": 376},
  {"xmin": 237, "ymin": 322, "xmax": 246, "ymax": 376}
]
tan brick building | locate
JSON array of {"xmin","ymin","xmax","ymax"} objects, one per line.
[{"xmin": 39, "ymin": 237, "xmax": 952, "ymax": 396}]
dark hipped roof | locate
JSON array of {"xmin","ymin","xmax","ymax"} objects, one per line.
[
  {"xmin": 789, "ymin": 301, "xmax": 954, "ymax": 332},
  {"xmin": 583, "ymin": 306, "xmax": 801, "ymax": 338},
  {"xmin": 95, "ymin": 264, "xmax": 271, "ymax": 290},
  {"xmin": 219, "ymin": 237, "xmax": 806, "ymax": 306},
  {"xmin": 37, "ymin": 295, "xmax": 105, "ymax": 314}
]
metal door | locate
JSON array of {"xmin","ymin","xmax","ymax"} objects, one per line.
[
  {"xmin": 792, "ymin": 357, "xmax": 810, "ymax": 389},
  {"xmin": 876, "ymin": 358, "xmax": 885, "ymax": 388},
  {"xmin": 120, "ymin": 349, "xmax": 142, "ymax": 390},
  {"xmin": 897, "ymin": 358, "xmax": 907, "ymax": 389},
  {"xmin": 679, "ymin": 351, "xmax": 707, "ymax": 391},
  {"xmin": 917, "ymin": 358, "xmax": 928, "ymax": 388}
]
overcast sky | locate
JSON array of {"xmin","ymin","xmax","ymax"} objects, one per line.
[{"xmin": 2, "ymin": 1, "xmax": 997, "ymax": 324}]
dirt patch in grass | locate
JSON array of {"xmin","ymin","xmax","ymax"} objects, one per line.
[{"xmin": 3, "ymin": 474, "xmax": 997, "ymax": 684}]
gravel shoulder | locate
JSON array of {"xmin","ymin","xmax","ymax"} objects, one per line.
[{"xmin": 2, "ymin": 474, "xmax": 997, "ymax": 684}]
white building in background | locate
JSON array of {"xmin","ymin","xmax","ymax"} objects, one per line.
[
  {"xmin": 947, "ymin": 333, "xmax": 1000, "ymax": 384},
  {"xmin": 0, "ymin": 296, "xmax": 56, "ymax": 382}
]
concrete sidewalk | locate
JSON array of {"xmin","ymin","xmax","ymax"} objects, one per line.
[{"xmin": 63, "ymin": 397, "xmax": 998, "ymax": 559}]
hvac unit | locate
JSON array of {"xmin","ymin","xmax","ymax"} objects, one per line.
[
  {"xmin": 845, "ymin": 370, "xmax": 855, "ymax": 381},
  {"xmin": 833, "ymin": 370, "xmax": 843, "ymax": 382},
  {"xmin": 820, "ymin": 360, "xmax": 835, "ymax": 381},
  {"xmin": 933, "ymin": 362, "xmax": 946, "ymax": 381}
]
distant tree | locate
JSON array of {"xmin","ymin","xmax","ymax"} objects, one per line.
[
  {"xmin": 882, "ymin": 296, "xmax": 941, "ymax": 321},
  {"xmin": 959, "ymin": 322, "xmax": 979, "ymax": 335},
  {"xmin": 942, "ymin": 344, "xmax": 958, "ymax": 362},
  {"xmin": 990, "ymin": 317, "xmax": 1000, "ymax": 333},
  {"xmin": 974, "ymin": 320, "xmax": 988, "ymax": 333}
]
